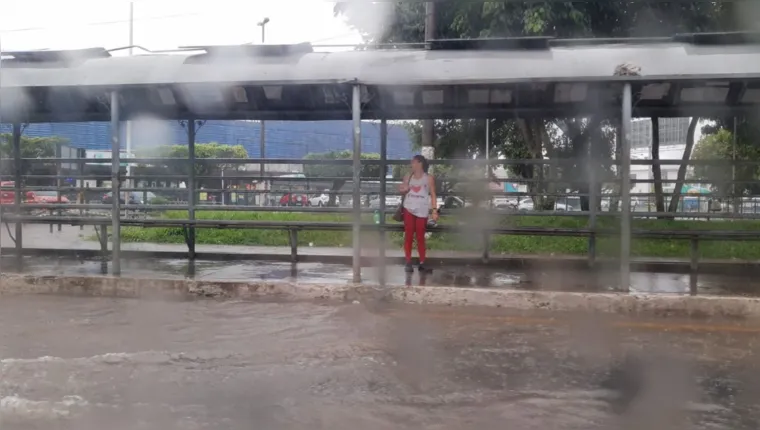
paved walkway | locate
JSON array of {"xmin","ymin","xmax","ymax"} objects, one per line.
[{"xmin": 2, "ymin": 224, "xmax": 758, "ymax": 274}]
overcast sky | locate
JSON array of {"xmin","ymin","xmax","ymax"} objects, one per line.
[{"xmin": 0, "ymin": 0, "xmax": 362, "ymax": 52}]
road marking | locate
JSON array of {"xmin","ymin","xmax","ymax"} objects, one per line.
[{"xmin": 391, "ymin": 311, "xmax": 760, "ymax": 334}]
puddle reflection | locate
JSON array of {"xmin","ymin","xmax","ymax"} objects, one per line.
[{"xmin": 4, "ymin": 255, "xmax": 760, "ymax": 297}]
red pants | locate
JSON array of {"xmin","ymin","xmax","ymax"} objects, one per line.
[{"xmin": 403, "ymin": 209, "xmax": 427, "ymax": 263}]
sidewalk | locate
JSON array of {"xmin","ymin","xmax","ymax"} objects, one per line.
[{"xmin": 2, "ymin": 224, "xmax": 759, "ymax": 274}]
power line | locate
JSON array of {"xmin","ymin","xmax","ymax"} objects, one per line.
[{"xmin": 0, "ymin": 12, "xmax": 202, "ymax": 35}]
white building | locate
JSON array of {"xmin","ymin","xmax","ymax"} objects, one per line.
[{"xmin": 629, "ymin": 118, "xmax": 692, "ymax": 197}]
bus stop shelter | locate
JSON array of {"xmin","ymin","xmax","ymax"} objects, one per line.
[{"xmin": 2, "ymin": 34, "xmax": 760, "ymax": 285}]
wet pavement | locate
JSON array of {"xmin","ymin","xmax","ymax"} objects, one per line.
[
  {"xmin": 4, "ymin": 224, "xmax": 760, "ymax": 296},
  {"xmin": 0, "ymin": 295, "xmax": 757, "ymax": 429},
  {"xmin": 4, "ymin": 255, "xmax": 760, "ymax": 297}
]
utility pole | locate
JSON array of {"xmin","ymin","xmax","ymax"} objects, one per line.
[
  {"xmin": 124, "ymin": 1, "xmax": 134, "ymax": 205},
  {"xmin": 257, "ymin": 17, "xmax": 270, "ymax": 206},
  {"xmin": 421, "ymin": 2, "xmax": 435, "ymax": 158}
]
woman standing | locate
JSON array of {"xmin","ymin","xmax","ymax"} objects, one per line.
[{"xmin": 399, "ymin": 155, "xmax": 439, "ymax": 273}]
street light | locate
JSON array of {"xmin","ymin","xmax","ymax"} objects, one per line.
[
  {"xmin": 257, "ymin": 17, "xmax": 270, "ymax": 43},
  {"xmin": 257, "ymin": 17, "xmax": 269, "ymax": 205}
]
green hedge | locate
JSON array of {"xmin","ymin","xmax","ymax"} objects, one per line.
[{"xmin": 116, "ymin": 210, "xmax": 760, "ymax": 259}]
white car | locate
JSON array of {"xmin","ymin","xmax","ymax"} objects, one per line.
[
  {"xmin": 518, "ymin": 199, "xmax": 534, "ymax": 211},
  {"xmin": 309, "ymin": 190, "xmax": 331, "ymax": 207},
  {"xmin": 369, "ymin": 195, "xmax": 401, "ymax": 209},
  {"xmin": 492, "ymin": 196, "xmax": 518, "ymax": 209}
]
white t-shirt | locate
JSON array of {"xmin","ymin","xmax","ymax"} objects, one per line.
[{"xmin": 403, "ymin": 173, "xmax": 431, "ymax": 218}]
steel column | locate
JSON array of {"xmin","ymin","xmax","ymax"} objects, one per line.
[
  {"xmin": 259, "ymin": 122, "xmax": 266, "ymax": 206},
  {"xmin": 378, "ymin": 119, "xmax": 388, "ymax": 285},
  {"xmin": 110, "ymin": 91, "xmax": 122, "ymax": 275},
  {"xmin": 187, "ymin": 119, "xmax": 197, "ymax": 260},
  {"xmin": 620, "ymin": 83, "xmax": 633, "ymax": 290},
  {"xmin": 12, "ymin": 123, "xmax": 22, "ymax": 265},
  {"xmin": 54, "ymin": 141, "xmax": 62, "ymax": 232},
  {"xmin": 588, "ymin": 133, "xmax": 597, "ymax": 267},
  {"xmin": 351, "ymin": 85, "xmax": 362, "ymax": 283}
]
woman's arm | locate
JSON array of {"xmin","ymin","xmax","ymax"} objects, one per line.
[
  {"xmin": 428, "ymin": 175, "xmax": 438, "ymax": 218},
  {"xmin": 399, "ymin": 174, "xmax": 410, "ymax": 194}
]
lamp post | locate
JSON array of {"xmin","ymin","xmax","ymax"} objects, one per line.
[
  {"xmin": 124, "ymin": 2, "xmax": 134, "ymax": 205},
  {"xmin": 257, "ymin": 17, "xmax": 269, "ymax": 206}
]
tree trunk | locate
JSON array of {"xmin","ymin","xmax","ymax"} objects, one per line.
[
  {"xmin": 329, "ymin": 179, "xmax": 346, "ymax": 206},
  {"xmin": 666, "ymin": 117, "xmax": 699, "ymax": 214},
  {"xmin": 608, "ymin": 123, "xmax": 623, "ymax": 213},
  {"xmin": 516, "ymin": 118, "xmax": 546, "ymax": 209},
  {"xmin": 651, "ymin": 117, "xmax": 666, "ymax": 217}
]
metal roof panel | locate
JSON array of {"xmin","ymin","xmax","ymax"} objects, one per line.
[{"xmin": 3, "ymin": 42, "xmax": 760, "ymax": 89}]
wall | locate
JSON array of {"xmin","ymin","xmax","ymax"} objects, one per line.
[{"xmin": 0, "ymin": 120, "xmax": 414, "ymax": 160}]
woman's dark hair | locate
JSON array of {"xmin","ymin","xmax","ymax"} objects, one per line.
[{"xmin": 412, "ymin": 154, "xmax": 429, "ymax": 173}]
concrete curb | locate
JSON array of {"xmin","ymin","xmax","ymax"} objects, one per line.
[
  {"xmin": 2, "ymin": 274, "xmax": 760, "ymax": 320},
  {"xmin": 6, "ymin": 247, "xmax": 760, "ymax": 276}
]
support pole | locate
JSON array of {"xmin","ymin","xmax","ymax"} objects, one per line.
[
  {"xmin": 378, "ymin": 119, "xmax": 388, "ymax": 286},
  {"xmin": 620, "ymin": 83, "xmax": 633, "ymax": 291},
  {"xmin": 588, "ymin": 132, "xmax": 597, "ymax": 267},
  {"xmin": 421, "ymin": 1, "xmax": 436, "ymax": 156},
  {"xmin": 110, "ymin": 91, "xmax": 122, "ymax": 275},
  {"xmin": 732, "ymin": 117, "xmax": 738, "ymax": 214},
  {"xmin": 258, "ymin": 22, "xmax": 267, "ymax": 207},
  {"xmin": 187, "ymin": 119, "xmax": 197, "ymax": 261},
  {"xmin": 351, "ymin": 84, "xmax": 362, "ymax": 283},
  {"xmin": 259, "ymin": 122, "xmax": 266, "ymax": 206},
  {"xmin": 12, "ymin": 123, "xmax": 22, "ymax": 265},
  {"xmin": 55, "ymin": 141, "xmax": 62, "ymax": 232},
  {"xmin": 78, "ymin": 149, "xmax": 84, "ymax": 230}
]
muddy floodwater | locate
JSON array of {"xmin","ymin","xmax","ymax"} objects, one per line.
[{"xmin": 0, "ymin": 295, "xmax": 757, "ymax": 429}]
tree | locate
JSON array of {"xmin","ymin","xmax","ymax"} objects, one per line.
[
  {"xmin": 335, "ymin": 1, "xmax": 729, "ymax": 211},
  {"xmin": 692, "ymin": 128, "xmax": 760, "ymax": 197},
  {"xmin": 136, "ymin": 142, "xmax": 248, "ymax": 187},
  {"xmin": 302, "ymin": 150, "xmax": 382, "ymax": 206},
  {"xmin": 0, "ymin": 134, "xmax": 68, "ymax": 176},
  {"xmin": 666, "ymin": 117, "xmax": 700, "ymax": 214},
  {"xmin": 651, "ymin": 117, "xmax": 666, "ymax": 214}
]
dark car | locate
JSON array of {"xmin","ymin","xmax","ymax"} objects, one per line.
[{"xmin": 102, "ymin": 191, "xmax": 157, "ymax": 205}]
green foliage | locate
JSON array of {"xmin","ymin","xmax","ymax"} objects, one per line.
[
  {"xmin": 336, "ymin": 1, "xmax": 733, "ymax": 43},
  {"xmin": 336, "ymin": 1, "xmax": 736, "ymax": 211},
  {"xmin": 137, "ymin": 142, "xmax": 248, "ymax": 186},
  {"xmin": 148, "ymin": 196, "xmax": 171, "ymax": 205},
  {"xmin": 692, "ymin": 129, "xmax": 760, "ymax": 197},
  {"xmin": 0, "ymin": 133, "xmax": 69, "ymax": 175},
  {"xmin": 302, "ymin": 150, "xmax": 381, "ymax": 205},
  {"xmin": 302, "ymin": 150, "xmax": 381, "ymax": 179},
  {"xmin": 118, "ymin": 210, "xmax": 760, "ymax": 260}
]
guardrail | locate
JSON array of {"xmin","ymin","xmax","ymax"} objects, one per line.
[{"xmin": 2, "ymin": 128, "xmax": 760, "ymax": 287}]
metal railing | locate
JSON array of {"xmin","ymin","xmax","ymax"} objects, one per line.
[{"xmin": 2, "ymin": 146, "xmax": 760, "ymax": 288}]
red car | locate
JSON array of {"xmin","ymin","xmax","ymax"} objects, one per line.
[
  {"xmin": 0, "ymin": 182, "xmax": 35, "ymax": 205},
  {"xmin": 279, "ymin": 193, "xmax": 309, "ymax": 207},
  {"xmin": 27, "ymin": 191, "xmax": 70, "ymax": 204}
]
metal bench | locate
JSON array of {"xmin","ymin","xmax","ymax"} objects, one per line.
[{"xmin": 5, "ymin": 214, "xmax": 760, "ymax": 272}]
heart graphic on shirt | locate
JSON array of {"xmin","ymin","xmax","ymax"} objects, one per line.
[{"xmin": 410, "ymin": 185, "xmax": 422, "ymax": 193}]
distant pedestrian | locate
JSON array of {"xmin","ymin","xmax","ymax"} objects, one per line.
[{"xmin": 399, "ymin": 154, "xmax": 438, "ymax": 273}]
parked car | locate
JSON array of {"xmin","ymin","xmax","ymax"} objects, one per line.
[
  {"xmin": 518, "ymin": 199, "xmax": 535, "ymax": 211},
  {"xmin": 309, "ymin": 190, "xmax": 331, "ymax": 207},
  {"xmin": 0, "ymin": 181, "xmax": 34, "ymax": 205},
  {"xmin": 102, "ymin": 191, "xmax": 158, "ymax": 205},
  {"xmin": 555, "ymin": 196, "xmax": 581, "ymax": 211},
  {"xmin": 492, "ymin": 196, "xmax": 518, "ymax": 209},
  {"xmin": 369, "ymin": 194, "xmax": 402, "ymax": 209},
  {"xmin": 27, "ymin": 191, "xmax": 70, "ymax": 204},
  {"xmin": 279, "ymin": 193, "xmax": 309, "ymax": 207}
]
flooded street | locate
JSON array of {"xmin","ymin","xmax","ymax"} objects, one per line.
[
  {"xmin": 6, "ymin": 255, "xmax": 760, "ymax": 296},
  {"xmin": 0, "ymin": 295, "xmax": 758, "ymax": 429}
]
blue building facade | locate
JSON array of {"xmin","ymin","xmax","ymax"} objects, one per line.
[{"xmin": 1, "ymin": 120, "xmax": 414, "ymax": 159}]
